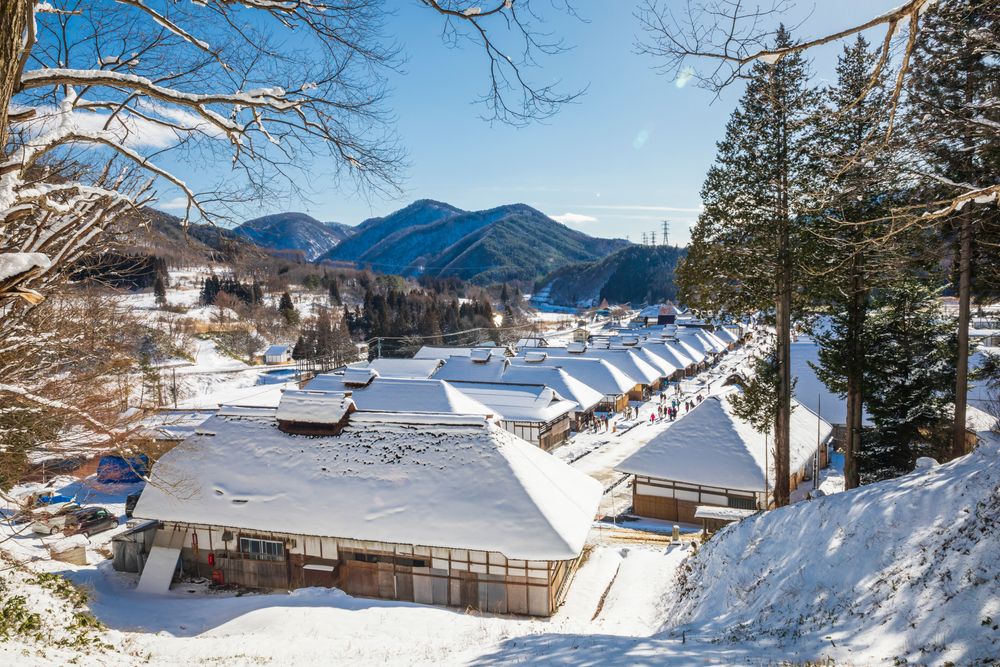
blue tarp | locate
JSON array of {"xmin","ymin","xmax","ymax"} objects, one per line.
[{"xmin": 96, "ymin": 454, "xmax": 150, "ymax": 484}]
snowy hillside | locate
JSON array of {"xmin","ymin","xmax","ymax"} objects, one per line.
[
  {"xmin": 233, "ymin": 212, "xmax": 354, "ymax": 260},
  {"xmin": 666, "ymin": 433, "xmax": 1000, "ymax": 664}
]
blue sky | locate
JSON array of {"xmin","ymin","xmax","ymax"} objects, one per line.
[{"xmin": 157, "ymin": 1, "xmax": 899, "ymax": 245}]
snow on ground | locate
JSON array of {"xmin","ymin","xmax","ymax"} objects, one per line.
[{"xmin": 663, "ymin": 433, "xmax": 1000, "ymax": 666}]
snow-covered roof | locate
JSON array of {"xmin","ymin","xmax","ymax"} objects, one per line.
[
  {"xmin": 633, "ymin": 346, "xmax": 680, "ymax": 378},
  {"xmin": 675, "ymin": 330, "xmax": 723, "ymax": 357},
  {"xmin": 304, "ymin": 375, "xmax": 496, "ymax": 417},
  {"xmin": 413, "ymin": 345, "xmax": 511, "ymax": 360},
  {"xmin": 134, "ymin": 412, "xmax": 601, "ymax": 561},
  {"xmin": 434, "ymin": 355, "xmax": 509, "ymax": 383},
  {"xmin": 414, "ymin": 346, "xmax": 473, "ymax": 359},
  {"xmin": 510, "ymin": 356, "xmax": 634, "ymax": 397},
  {"xmin": 450, "ymin": 382, "xmax": 576, "ymax": 423},
  {"xmin": 342, "ymin": 366, "xmax": 379, "ymax": 386},
  {"xmin": 276, "ymin": 390, "xmax": 355, "ymax": 425},
  {"xmin": 535, "ymin": 347, "xmax": 660, "ymax": 386},
  {"xmin": 693, "ymin": 506, "xmax": 756, "ymax": 522},
  {"xmin": 264, "ymin": 344, "xmax": 291, "ymax": 356},
  {"xmin": 616, "ymin": 390, "xmax": 833, "ymax": 491},
  {"xmin": 668, "ymin": 337, "xmax": 707, "ymax": 365},
  {"xmin": 637, "ymin": 302, "xmax": 682, "ymax": 319},
  {"xmin": 360, "ymin": 358, "xmax": 443, "ymax": 379},
  {"xmin": 499, "ymin": 365, "xmax": 604, "ymax": 413},
  {"xmin": 641, "ymin": 342, "xmax": 696, "ymax": 371},
  {"xmin": 715, "ymin": 327, "xmax": 739, "ymax": 344}
]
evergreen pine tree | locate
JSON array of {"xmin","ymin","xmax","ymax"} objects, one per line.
[
  {"xmin": 804, "ymin": 36, "xmax": 902, "ymax": 489},
  {"xmin": 860, "ymin": 280, "xmax": 956, "ymax": 482},
  {"xmin": 906, "ymin": 0, "xmax": 1000, "ymax": 458},
  {"xmin": 279, "ymin": 291, "xmax": 299, "ymax": 326},
  {"xmin": 292, "ymin": 334, "xmax": 309, "ymax": 360},
  {"xmin": 329, "ymin": 278, "xmax": 341, "ymax": 305},
  {"xmin": 676, "ymin": 26, "xmax": 818, "ymax": 506},
  {"xmin": 153, "ymin": 274, "xmax": 167, "ymax": 306}
]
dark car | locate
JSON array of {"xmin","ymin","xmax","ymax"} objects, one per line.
[{"xmin": 62, "ymin": 506, "xmax": 118, "ymax": 538}]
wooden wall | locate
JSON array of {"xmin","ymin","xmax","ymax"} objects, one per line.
[{"xmin": 165, "ymin": 522, "xmax": 577, "ymax": 616}]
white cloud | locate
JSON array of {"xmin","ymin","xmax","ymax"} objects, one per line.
[
  {"xmin": 157, "ymin": 196, "xmax": 191, "ymax": 211},
  {"xmin": 675, "ymin": 66, "xmax": 695, "ymax": 89},
  {"xmin": 550, "ymin": 212, "xmax": 598, "ymax": 225}
]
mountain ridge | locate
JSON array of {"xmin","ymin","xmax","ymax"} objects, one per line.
[{"xmin": 318, "ymin": 200, "xmax": 629, "ymax": 283}]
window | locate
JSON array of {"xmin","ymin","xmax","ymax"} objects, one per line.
[
  {"xmin": 351, "ymin": 552, "xmax": 426, "ymax": 568},
  {"xmin": 727, "ymin": 496, "xmax": 756, "ymax": 510},
  {"xmin": 239, "ymin": 537, "xmax": 284, "ymax": 560}
]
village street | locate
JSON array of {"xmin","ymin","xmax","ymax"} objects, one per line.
[{"xmin": 556, "ymin": 337, "xmax": 763, "ymax": 525}]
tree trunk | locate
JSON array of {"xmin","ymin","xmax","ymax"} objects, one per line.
[
  {"xmin": 0, "ymin": 0, "xmax": 31, "ymax": 155},
  {"xmin": 773, "ymin": 238, "xmax": 793, "ymax": 507},
  {"xmin": 843, "ymin": 251, "xmax": 865, "ymax": 489},
  {"xmin": 951, "ymin": 208, "xmax": 972, "ymax": 459}
]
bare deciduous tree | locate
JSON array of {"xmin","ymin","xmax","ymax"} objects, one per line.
[{"xmin": 1, "ymin": 0, "xmax": 579, "ymax": 477}]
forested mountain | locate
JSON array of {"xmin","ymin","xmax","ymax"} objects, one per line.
[
  {"xmin": 233, "ymin": 212, "xmax": 354, "ymax": 260},
  {"xmin": 120, "ymin": 209, "xmax": 262, "ymax": 265},
  {"xmin": 536, "ymin": 244, "xmax": 685, "ymax": 307},
  {"xmin": 318, "ymin": 200, "xmax": 628, "ymax": 284},
  {"xmin": 320, "ymin": 199, "xmax": 464, "ymax": 265}
]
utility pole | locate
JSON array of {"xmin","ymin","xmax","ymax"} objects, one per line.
[{"xmin": 661, "ymin": 220, "xmax": 670, "ymax": 247}]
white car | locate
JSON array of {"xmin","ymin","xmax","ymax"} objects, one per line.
[{"xmin": 29, "ymin": 503, "xmax": 81, "ymax": 535}]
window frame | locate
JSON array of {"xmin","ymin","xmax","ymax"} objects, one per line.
[{"xmin": 238, "ymin": 536, "xmax": 285, "ymax": 561}]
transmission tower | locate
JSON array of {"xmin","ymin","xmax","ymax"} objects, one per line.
[
  {"xmin": 661, "ymin": 220, "xmax": 670, "ymax": 246},
  {"xmin": 650, "ymin": 231, "xmax": 657, "ymax": 246}
]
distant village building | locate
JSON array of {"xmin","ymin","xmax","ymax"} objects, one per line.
[
  {"xmin": 616, "ymin": 390, "xmax": 832, "ymax": 530},
  {"xmin": 447, "ymin": 382, "xmax": 576, "ymax": 450},
  {"xmin": 572, "ymin": 327, "xmax": 590, "ymax": 344},
  {"xmin": 363, "ymin": 358, "xmax": 444, "ymax": 379},
  {"xmin": 433, "ymin": 352, "xmax": 602, "ymax": 432},
  {"xmin": 306, "ymin": 369, "xmax": 496, "ymax": 419},
  {"xmin": 414, "ymin": 345, "xmax": 513, "ymax": 360},
  {"xmin": 131, "ymin": 402, "xmax": 601, "ymax": 616},
  {"xmin": 263, "ymin": 344, "xmax": 293, "ymax": 364},
  {"xmin": 636, "ymin": 302, "xmax": 682, "ymax": 327},
  {"xmin": 512, "ymin": 354, "xmax": 633, "ymax": 412}
]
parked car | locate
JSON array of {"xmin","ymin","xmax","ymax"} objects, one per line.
[
  {"xmin": 63, "ymin": 506, "xmax": 118, "ymax": 538},
  {"xmin": 28, "ymin": 503, "xmax": 82, "ymax": 534},
  {"xmin": 124, "ymin": 492, "xmax": 142, "ymax": 518},
  {"xmin": 31, "ymin": 506, "xmax": 117, "ymax": 538}
]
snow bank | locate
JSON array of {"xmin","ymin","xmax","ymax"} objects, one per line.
[{"xmin": 667, "ymin": 434, "xmax": 1000, "ymax": 664}]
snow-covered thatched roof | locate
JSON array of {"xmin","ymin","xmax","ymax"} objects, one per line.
[
  {"xmin": 449, "ymin": 382, "xmax": 576, "ymax": 423},
  {"xmin": 511, "ymin": 355, "xmax": 635, "ymax": 397},
  {"xmin": 500, "ymin": 365, "xmax": 604, "ymax": 413},
  {"xmin": 639, "ymin": 342, "xmax": 697, "ymax": 371},
  {"xmin": 434, "ymin": 355, "xmax": 509, "ymax": 383},
  {"xmin": 365, "ymin": 358, "xmax": 443, "ymax": 379},
  {"xmin": 536, "ymin": 347, "xmax": 661, "ymax": 385},
  {"xmin": 616, "ymin": 390, "xmax": 833, "ymax": 491},
  {"xmin": 133, "ymin": 412, "xmax": 601, "ymax": 560},
  {"xmin": 304, "ymin": 375, "xmax": 496, "ymax": 417},
  {"xmin": 264, "ymin": 344, "xmax": 291, "ymax": 356}
]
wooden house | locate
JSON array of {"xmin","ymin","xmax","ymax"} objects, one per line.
[
  {"xmin": 130, "ymin": 404, "xmax": 602, "ymax": 616},
  {"xmin": 446, "ymin": 382, "xmax": 576, "ymax": 450},
  {"xmin": 511, "ymin": 354, "xmax": 632, "ymax": 413},
  {"xmin": 263, "ymin": 344, "xmax": 293, "ymax": 365},
  {"xmin": 616, "ymin": 390, "xmax": 832, "ymax": 525}
]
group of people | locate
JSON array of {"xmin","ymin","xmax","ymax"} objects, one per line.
[{"xmin": 588, "ymin": 388, "xmax": 711, "ymax": 432}]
